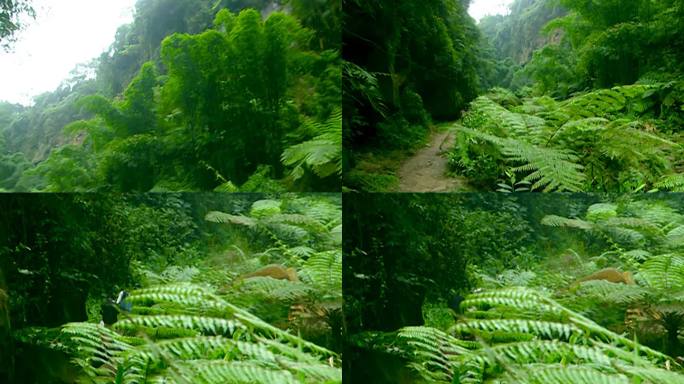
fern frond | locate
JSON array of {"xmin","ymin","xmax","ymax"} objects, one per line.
[
  {"xmin": 301, "ymin": 250, "xmax": 342, "ymax": 296},
  {"xmin": 461, "ymin": 288, "xmax": 671, "ymax": 362},
  {"xmin": 459, "ymin": 127, "xmax": 585, "ymax": 192},
  {"xmin": 503, "ymin": 364, "xmax": 629, "ymax": 384},
  {"xmin": 574, "ymin": 280, "xmax": 647, "ymax": 305},
  {"xmin": 61, "ymin": 322, "xmax": 136, "ymax": 379},
  {"xmin": 289, "ymin": 197, "xmax": 341, "ymax": 226},
  {"xmin": 175, "ymin": 360, "xmax": 300, "ymax": 384},
  {"xmin": 560, "ymin": 88, "xmax": 628, "ymax": 118},
  {"xmin": 241, "ymin": 276, "xmax": 311, "ymax": 301},
  {"xmin": 655, "ymin": 174, "xmax": 684, "ymax": 192},
  {"xmin": 639, "ymin": 254, "xmax": 684, "ymax": 291},
  {"xmin": 453, "ymin": 319, "xmax": 583, "ymax": 340},
  {"xmin": 665, "ymin": 225, "xmax": 684, "ymax": 248},
  {"xmin": 397, "ymin": 326, "xmax": 469, "ymax": 383},
  {"xmin": 129, "ymin": 283, "xmax": 218, "ymax": 303},
  {"xmin": 330, "ymin": 224, "xmax": 341, "ymax": 243},
  {"xmin": 601, "ymin": 225, "xmax": 645, "ymax": 245},
  {"xmin": 115, "ymin": 314, "xmax": 244, "ymax": 336},
  {"xmin": 541, "ymin": 215, "xmax": 593, "ymax": 230},
  {"xmin": 462, "ymin": 287, "xmax": 561, "ymax": 315},
  {"xmin": 61, "ymin": 281, "xmax": 340, "ymax": 383},
  {"xmin": 265, "ymin": 213, "xmax": 328, "ymax": 233},
  {"xmin": 586, "ymin": 203, "xmax": 618, "ymax": 221},
  {"xmin": 287, "ymin": 245, "xmax": 317, "ymax": 258},
  {"xmin": 598, "ymin": 121, "xmax": 676, "ymax": 163},
  {"xmin": 282, "ymin": 108, "xmax": 342, "ymax": 180},
  {"xmin": 625, "ymin": 201, "xmax": 684, "ymax": 227},
  {"xmin": 469, "ymin": 96, "xmax": 545, "ymax": 140},
  {"xmin": 256, "ymin": 337, "xmax": 330, "ymax": 365},
  {"xmin": 618, "ymin": 365, "xmax": 684, "ymax": 384},
  {"xmin": 279, "ymin": 362, "xmax": 341, "ymax": 383},
  {"xmin": 126, "ymin": 336, "xmax": 231, "ymax": 361},
  {"xmin": 250, "ymin": 199, "xmax": 282, "ymax": 218},
  {"xmin": 126, "ymin": 284, "xmax": 337, "ymax": 357},
  {"xmin": 603, "ymin": 217, "xmax": 661, "ymax": 234},
  {"xmin": 205, "ymin": 211, "xmax": 256, "ymax": 227},
  {"xmin": 479, "ymin": 340, "xmax": 614, "ymax": 366}
]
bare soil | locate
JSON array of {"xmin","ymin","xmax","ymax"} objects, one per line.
[{"xmin": 397, "ymin": 129, "xmax": 467, "ymax": 192}]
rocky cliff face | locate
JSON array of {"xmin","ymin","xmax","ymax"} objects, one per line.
[{"xmin": 479, "ymin": 0, "xmax": 567, "ymax": 64}]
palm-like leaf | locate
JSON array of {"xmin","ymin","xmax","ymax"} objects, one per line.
[{"xmin": 282, "ymin": 109, "xmax": 342, "ymax": 180}]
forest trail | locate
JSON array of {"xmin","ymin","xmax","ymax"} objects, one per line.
[{"xmin": 397, "ymin": 128, "xmax": 467, "ymax": 192}]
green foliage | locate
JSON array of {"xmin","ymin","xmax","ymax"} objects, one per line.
[
  {"xmin": 451, "ymin": 82, "xmax": 681, "ymax": 192},
  {"xmin": 344, "ymin": 194, "xmax": 684, "ymax": 382},
  {"xmin": 1, "ymin": 77, "xmax": 98, "ymax": 169},
  {"xmin": 520, "ymin": 0, "xmax": 684, "ymax": 92},
  {"xmin": 479, "ymin": 0, "xmax": 567, "ymax": 65},
  {"xmin": 286, "ymin": 0, "xmax": 340, "ymax": 51},
  {"xmin": 96, "ymin": 0, "xmax": 220, "ymax": 96},
  {"xmin": 537, "ymin": 197, "xmax": 684, "ymax": 357},
  {"xmin": 27, "ymin": 145, "xmax": 96, "ymax": 192},
  {"xmin": 152, "ymin": 8, "xmax": 338, "ymax": 190},
  {"xmin": 206, "ymin": 196, "xmax": 341, "ymax": 267},
  {"xmin": 518, "ymin": 43, "xmax": 581, "ymax": 98},
  {"xmin": 655, "ymin": 174, "xmax": 684, "ymax": 192},
  {"xmin": 344, "ymin": 0, "xmax": 480, "ymax": 165},
  {"xmin": 282, "ymin": 108, "xmax": 342, "ymax": 190},
  {"xmin": 60, "ymin": 284, "xmax": 340, "ymax": 383},
  {"xmin": 541, "ymin": 199, "xmax": 684, "ymax": 255},
  {"xmin": 0, "ymin": 151, "xmax": 32, "ymax": 190},
  {"xmin": 458, "ymin": 127, "xmax": 586, "ymax": 192},
  {"xmin": 1, "ymin": 3, "xmax": 340, "ymax": 192},
  {"xmin": 397, "ymin": 288, "xmax": 680, "ymax": 384},
  {"xmin": 3, "ymin": 193, "xmax": 342, "ymax": 382},
  {"xmin": 344, "ymin": 193, "xmax": 538, "ymax": 344}
]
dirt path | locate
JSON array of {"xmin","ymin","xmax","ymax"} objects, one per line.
[{"xmin": 397, "ymin": 129, "xmax": 467, "ymax": 192}]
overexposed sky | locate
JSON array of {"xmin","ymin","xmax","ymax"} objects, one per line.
[
  {"xmin": 469, "ymin": 0, "xmax": 514, "ymax": 21},
  {"xmin": 0, "ymin": 0, "xmax": 137, "ymax": 105}
]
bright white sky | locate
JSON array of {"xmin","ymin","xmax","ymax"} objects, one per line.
[
  {"xmin": 469, "ymin": 0, "xmax": 514, "ymax": 22},
  {"xmin": 0, "ymin": 0, "xmax": 137, "ymax": 105}
]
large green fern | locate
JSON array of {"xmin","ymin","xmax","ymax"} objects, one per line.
[
  {"xmin": 61, "ymin": 284, "xmax": 340, "ymax": 384},
  {"xmin": 654, "ymin": 174, "xmax": 684, "ymax": 192},
  {"xmin": 396, "ymin": 288, "xmax": 679, "ymax": 384},
  {"xmin": 453, "ymin": 83, "xmax": 681, "ymax": 192},
  {"xmin": 542, "ymin": 200, "xmax": 684, "ymax": 254},
  {"xmin": 205, "ymin": 197, "xmax": 340, "ymax": 265},
  {"xmin": 458, "ymin": 127, "xmax": 585, "ymax": 192},
  {"xmin": 282, "ymin": 109, "xmax": 342, "ymax": 182}
]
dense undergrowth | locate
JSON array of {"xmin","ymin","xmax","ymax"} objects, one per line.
[
  {"xmin": 451, "ymin": 83, "xmax": 684, "ymax": 192},
  {"xmin": 1, "ymin": 194, "xmax": 341, "ymax": 383},
  {"xmin": 344, "ymin": 193, "xmax": 684, "ymax": 383}
]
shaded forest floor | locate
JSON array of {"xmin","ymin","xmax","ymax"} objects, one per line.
[
  {"xmin": 397, "ymin": 127, "xmax": 468, "ymax": 192},
  {"xmin": 345, "ymin": 123, "xmax": 472, "ymax": 192}
]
